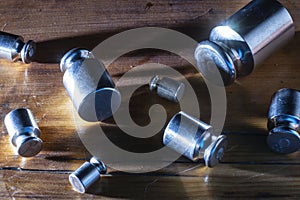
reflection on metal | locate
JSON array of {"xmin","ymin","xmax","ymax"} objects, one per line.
[
  {"xmin": 60, "ymin": 48, "xmax": 121, "ymax": 122},
  {"xmin": 4, "ymin": 108, "xmax": 42, "ymax": 157},
  {"xmin": 149, "ymin": 75, "xmax": 185, "ymax": 102},
  {"xmin": 69, "ymin": 157, "xmax": 107, "ymax": 193},
  {"xmin": 267, "ymin": 88, "xmax": 300, "ymax": 154},
  {"xmin": 163, "ymin": 111, "xmax": 227, "ymax": 167},
  {"xmin": 195, "ymin": 0, "xmax": 294, "ymax": 85},
  {"xmin": 0, "ymin": 31, "xmax": 35, "ymax": 63}
]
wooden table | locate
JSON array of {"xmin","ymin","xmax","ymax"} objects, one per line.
[{"xmin": 0, "ymin": 0, "xmax": 299, "ymax": 199}]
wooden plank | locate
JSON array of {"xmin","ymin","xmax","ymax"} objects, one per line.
[
  {"xmin": 0, "ymin": 165, "xmax": 300, "ymax": 199},
  {"xmin": 0, "ymin": 132, "xmax": 299, "ymax": 174}
]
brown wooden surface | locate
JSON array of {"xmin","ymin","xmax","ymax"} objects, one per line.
[{"xmin": 0, "ymin": 0, "xmax": 299, "ymax": 199}]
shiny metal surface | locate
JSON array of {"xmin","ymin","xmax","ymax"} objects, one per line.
[
  {"xmin": 149, "ymin": 75, "xmax": 185, "ymax": 102},
  {"xmin": 69, "ymin": 157, "xmax": 107, "ymax": 193},
  {"xmin": 60, "ymin": 48, "xmax": 121, "ymax": 122},
  {"xmin": 0, "ymin": 31, "xmax": 35, "ymax": 63},
  {"xmin": 163, "ymin": 111, "xmax": 227, "ymax": 167},
  {"xmin": 4, "ymin": 108, "xmax": 42, "ymax": 157},
  {"xmin": 195, "ymin": 0, "xmax": 294, "ymax": 85},
  {"xmin": 267, "ymin": 88, "xmax": 300, "ymax": 154},
  {"xmin": 204, "ymin": 135, "xmax": 228, "ymax": 167}
]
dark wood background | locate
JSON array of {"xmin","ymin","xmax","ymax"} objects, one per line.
[{"xmin": 0, "ymin": 0, "xmax": 299, "ymax": 199}]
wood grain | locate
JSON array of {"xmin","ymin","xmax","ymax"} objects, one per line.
[{"xmin": 0, "ymin": 0, "xmax": 298, "ymax": 199}]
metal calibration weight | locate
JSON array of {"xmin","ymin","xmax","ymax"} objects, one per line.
[
  {"xmin": 4, "ymin": 108, "xmax": 43, "ymax": 157},
  {"xmin": 60, "ymin": 48, "xmax": 121, "ymax": 122},
  {"xmin": 267, "ymin": 88, "xmax": 300, "ymax": 154},
  {"xmin": 69, "ymin": 157, "xmax": 107, "ymax": 193},
  {"xmin": 0, "ymin": 31, "xmax": 36, "ymax": 63},
  {"xmin": 163, "ymin": 111, "xmax": 228, "ymax": 167},
  {"xmin": 195, "ymin": 0, "xmax": 295, "ymax": 85},
  {"xmin": 149, "ymin": 75, "xmax": 185, "ymax": 102}
]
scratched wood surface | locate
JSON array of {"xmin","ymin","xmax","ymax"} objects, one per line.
[{"xmin": 0, "ymin": 0, "xmax": 299, "ymax": 199}]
